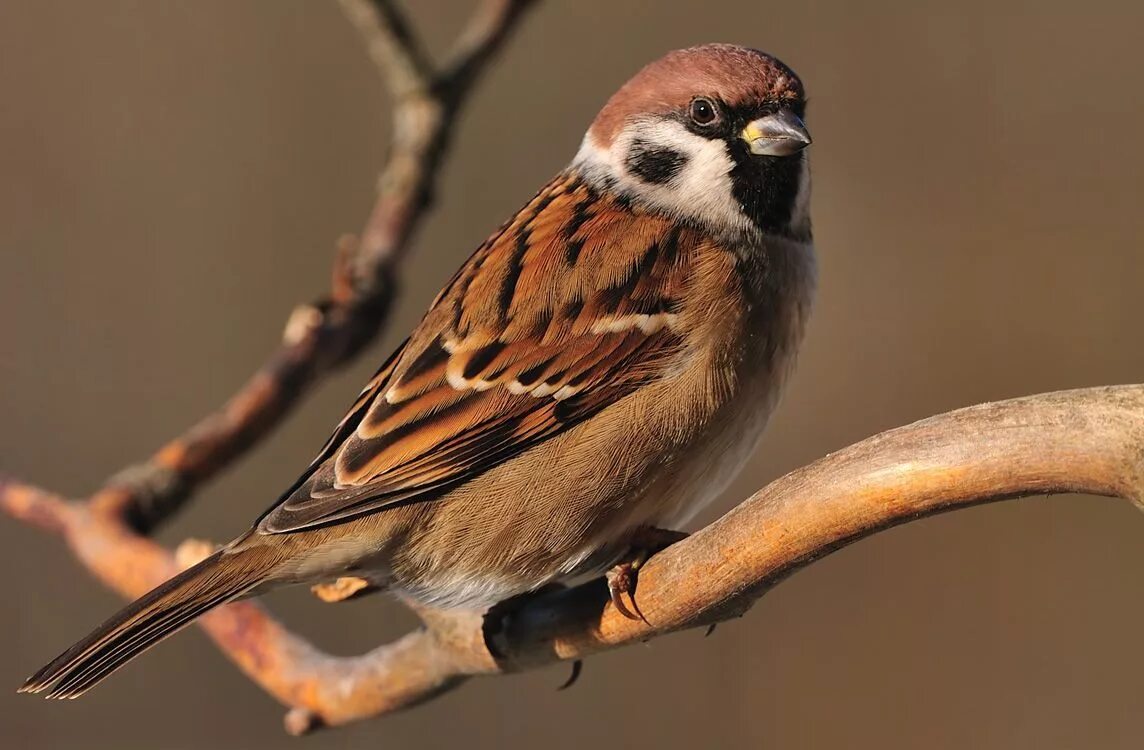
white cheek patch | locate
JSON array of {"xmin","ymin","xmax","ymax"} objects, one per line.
[{"xmin": 573, "ymin": 120, "xmax": 751, "ymax": 234}]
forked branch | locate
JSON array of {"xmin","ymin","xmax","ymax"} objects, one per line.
[
  {"xmin": 2, "ymin": 0, "xmax": 539, "ymax": 733},
  {"xmin": 85, "ymin": 0, "xmax": 538, "ymax": 535}
]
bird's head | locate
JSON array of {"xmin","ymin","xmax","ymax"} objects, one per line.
[{"xmin": 575, "ymin": 44, "xmax": 811, "ymax": 241}]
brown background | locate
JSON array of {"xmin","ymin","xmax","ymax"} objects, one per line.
[{"xmin": 2, "ymin": 1, "xmax": 1143, "ymax": 748}]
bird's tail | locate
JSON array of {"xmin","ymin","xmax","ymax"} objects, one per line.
[{"xmin": 19, "ymin": 544, "xmax": 278, "ymax": 699}]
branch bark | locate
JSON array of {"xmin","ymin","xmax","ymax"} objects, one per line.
[
  {"xmin": 4, "ymin": 0, "xmax": 1143, "ymax": 738},
  {"xmin": 6, "ymin": 387, "xmax": 1142, "ymax": 732}
]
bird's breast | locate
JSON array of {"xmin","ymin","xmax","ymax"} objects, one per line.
[{"xmin": 651, "ymin": 235, "xmax": 816, "ymax": 528}]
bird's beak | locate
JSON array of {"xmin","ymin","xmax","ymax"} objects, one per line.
[{"xmin": 741, "ymin": 110, "xmax": 812, "ymax": 157}]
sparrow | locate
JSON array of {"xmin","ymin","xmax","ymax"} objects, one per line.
[{"xmin": 21, "ymin": 43, "xmax": 815, "ymax": 699}]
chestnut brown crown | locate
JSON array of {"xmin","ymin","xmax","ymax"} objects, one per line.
[{"xmin": 588, "ymin": 44, "xmax": 805, "ymax": 148}]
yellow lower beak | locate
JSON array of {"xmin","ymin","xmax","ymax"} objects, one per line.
[{"xmin": 742, "ymin": 111, "xmax": 812, "ymax": 157}]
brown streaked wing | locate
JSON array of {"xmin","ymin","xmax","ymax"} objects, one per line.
[{"xmin": 256, "ymin": 172, "xmax": 694, "ymax": 534}]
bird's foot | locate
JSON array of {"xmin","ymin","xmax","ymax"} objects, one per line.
[{"xmin": 605, "ymin": 526, "xmax": 688, "ymax": 622}]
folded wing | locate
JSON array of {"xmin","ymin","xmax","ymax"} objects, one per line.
[{"xmin": 257, "ymin": 172, "xmax": 698, "ymax": 534}]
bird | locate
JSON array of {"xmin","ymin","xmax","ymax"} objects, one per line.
[{"xmin": 21, "ymin": 43, "xmax": 815, "ymax": 699}]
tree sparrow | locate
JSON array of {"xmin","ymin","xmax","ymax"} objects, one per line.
[{"xmin": 22, "ymin": 43, "xmax": 814, "ymax": 698}]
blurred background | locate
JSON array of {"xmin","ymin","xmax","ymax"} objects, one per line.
[{"xmin": 2, "ymin": 1, "xmax": 1143, "ymax": 748}]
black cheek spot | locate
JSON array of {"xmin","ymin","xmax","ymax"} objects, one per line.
[{"xmin": 625, "ymin": 139, "xmax": 688, "ymax": 185}]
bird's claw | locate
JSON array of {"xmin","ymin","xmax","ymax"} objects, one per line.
[
  {"xmin": 604, "ymin": 526, "xmax": 689, "ymax": 622},
  {"xmin": 606, "ymin": 561, "xmax": 645, "ymax": 622},
  {"xmin": 558, "ymin": 660, "xmax": 583, "ymax": 690}
]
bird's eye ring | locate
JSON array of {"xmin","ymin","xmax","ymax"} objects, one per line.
[{"xmin": 689, "ymin": 98, "xmax": 719, "ymax": 126}]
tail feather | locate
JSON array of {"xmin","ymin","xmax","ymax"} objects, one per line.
[{"xmin": 20, "ymin": 546, "xmax": 274, "ymax": 699}]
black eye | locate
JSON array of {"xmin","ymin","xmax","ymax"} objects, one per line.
[{"xmin": 689, "ymin": 98, "xmax": 719, "ymax": 126}]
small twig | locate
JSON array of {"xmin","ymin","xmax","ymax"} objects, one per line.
[
  {"xmin": 3, "ymin": 0, "xmax": 538, "ymax": 734},
  {"xmin": 347, "ymin": 0, "xmax": 538, "ymax": 286},
  {"xmin": 0, "ymin": 479, "xmax": 72, "ymax": 536},
  {"xmin": 442, "ymin": 0, "xmax": 539, "ymax": 92},
  {"xmin": 79, "ymin": 0, "xmax": 536, "ymax": 535},
  {"xmin": 339, "ymin": 0, "xmax": 434, "ymax": 97}
]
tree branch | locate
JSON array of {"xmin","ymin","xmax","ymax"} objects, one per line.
[
  {"xmin": 6, "ymin": 387, "xmax": 1141, "ymax": 732},
  {"xmin": 80, "ymin": 0, "xmax": 536, "ymax": 537},
  {"xmin": 339, "ymin": 0, "xmax": 435, "ymax": 97},
  {"xmin": 5, "ymin": 0, "xmax": 1142, "ymax": 738},
  {"xmin": 2, "ymin": 0, "xmax": 538, "ymax": 734}
]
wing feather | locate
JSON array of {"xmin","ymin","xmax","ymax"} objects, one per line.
[{"xmin": 257, "ymin": 172, "xmax": 698, "ymax": 534}]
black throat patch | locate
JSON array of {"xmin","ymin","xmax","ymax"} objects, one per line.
[
  {"xmin": 625, "ymin": 139, "xmax": 688, "ymax": 185},
  {"xmin": 726, "ymin": 140, "xmax": 806, "ymax": 239}
]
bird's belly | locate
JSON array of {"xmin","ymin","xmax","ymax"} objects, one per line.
[
  {"xmin": 382, "ymin": 373, "xmax": 783, "ymax": 611},
  {"xmin": 381, "ymin": 292, "xmax": 809, "ymax": 610}
]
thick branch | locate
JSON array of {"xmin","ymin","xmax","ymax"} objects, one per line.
[
  {"xmin": 6, "ymin": 387, "xmax": 1141, "ymax": 733},
  {"xmin": 269, "ymin": 385, "xmax": 1144, "ymax": 730},
  {"xmin": 496, "ymin": 384, "xmax": 1144, "ymax": 664}
]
